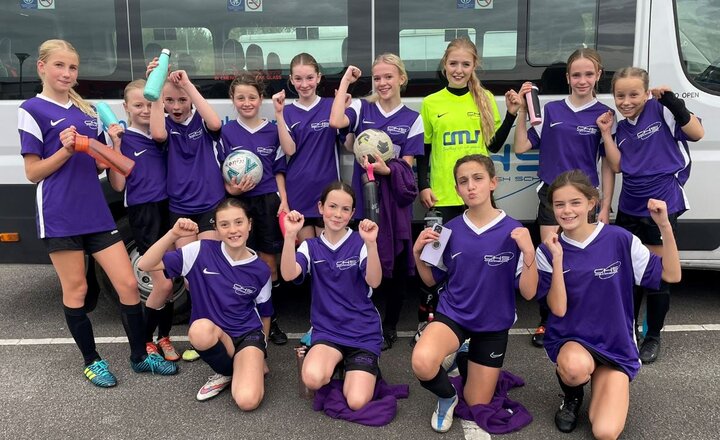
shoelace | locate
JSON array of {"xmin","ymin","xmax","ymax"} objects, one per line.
[
  {"xmin": 91, "ymin": 360, "xmax": 111, "ymax": 375},
  {"xmin": 158, "ymin": 338, "xmax": 175, "ymax": 352}
]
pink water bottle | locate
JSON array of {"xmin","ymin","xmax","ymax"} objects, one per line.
[{"xmin": 525, "ymin": 84, "xmax": 542, "ymax": 126}]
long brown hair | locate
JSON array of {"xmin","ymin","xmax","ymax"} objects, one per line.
[
  {"xmin": 547, "ymin": 170, "xmax": 599, "ymax": 229},
  {"xmin": 37, "ymin": 39, "xmax": 96, "ymax": 117},
  {"xmin": 441, "ymin": 38, "xmax": 495, "ymax": 146}
]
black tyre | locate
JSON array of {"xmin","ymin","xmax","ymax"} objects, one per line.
[{"xmin": 95, "ymin": 216, "xmax": 190, "ymax": 324}]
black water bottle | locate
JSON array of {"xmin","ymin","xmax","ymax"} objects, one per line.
[{"xmin": 362, "ymin": 163, "xmax": 380, "ymax": 223}]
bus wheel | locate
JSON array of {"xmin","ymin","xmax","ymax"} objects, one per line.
[{"xmin": 95, "ymin": 217, "xmax": 190, "ymax": 324}]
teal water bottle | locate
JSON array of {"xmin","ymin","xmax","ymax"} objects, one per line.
[
  {"xmin": 95, "ymin": 102, "xmax": 121, "ymax": 135},
  {"xmin": 144, "ymin": 48, "xmax": 171, "ymax": 102}
]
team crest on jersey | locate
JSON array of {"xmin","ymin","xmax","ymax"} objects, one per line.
[
  {"xmin": 593, "ymin": 261, "xmax": 621, "ymax": 279},
  {"xmin": 637, "ymin": 122, "xmax": 661, "ymax": 140},
  {"xmin": 336, "ymin": 257, "xmax": 359, "ymax": 270},
  {"xmin": 386, "ymin": 125, "xmax": 409, "ymax": 136},
  {"xmin": 576, "ymin": 125, "xmax": 598, "ymax": 135},
  {"xmin": 484, "ymin": 252, "xmax": 514, "ymax": 266},
  {"xmin": 256, "ymin": 146, "xmax": 275, "ymax": 156},
  {"xmin": 188, "ymin": 128, "xmax": 203, "ymax": 140},
  {"xmin": 233, "ymin": 284, "xmax": 257, "ymax": 296},
  {"xmin": 84, "ymin": 119, "xmax": 98, "ymax": 130},
  {"xmin": 311, "ymin": 120, "xmax": 330, "ymax": 131},
  {"xmin": 466, "ymin": 111, "xmax": 481, "ymax": 118}
]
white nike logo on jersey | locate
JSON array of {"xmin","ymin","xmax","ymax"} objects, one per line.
[
  {"xmin": 134, "ymin": 149, "xmax": 148, "ymax": 157},
  {"xmin": 170, "ymin": 130, "xmax": 182, "ymax": 135},
  {"xmin": 563, "ymin": 269, "xmax": 571, "ymax": 274},
  {"xmin": 489, "ymin": 352, "xmax": 504, "ymax": 358},
  {"xmin": 618, "ymin": 138, "xmax": 627, "ymax": 147},
  {"xmin": 451, "ymin": 252, "xmax": 462, "ymax": 259},
  {"xmin": 290, "ymin": 122, "xmax": 301, "ymax": 129},
  {"xmin": 313, "ymin": 260, "xmax": 326, "ymax": 264},
  {"xmin": 550, "ymin": 122, "xmax": 563, "ymax": 127},
  {"xmin": 362, "ymin": 119, "xmax": 375, "ymax": 124},
  {"xmin": 203, "ymin": 268, "xmax": 220, "ymax": 275},
  {"xmin": 50, "ymin": 118, "xmax": 66, "ymax": 127}
]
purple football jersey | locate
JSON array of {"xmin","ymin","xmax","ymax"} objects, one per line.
[
  {"xmin": 163, "ymin": 240, "xmax": 273, "ymax": 337},
  {"xmin": 528, "ymin": 98, "xmax": 614, "ymax": 187},
  {"xmin": 283, "ymin": 97, "xmax": 340, "ymax": 217},
  {"xmin": 429, "ymin": 211, "xmax": 524, "ymax": 332},
  {"xmin": 165, "ymin": 110, "xmax": 225, "ymax": 214},
  {"xmin": 536, "ymin": 223, "xmax": 662, "ymax": 380},
  {"xmin": 615, "ymin": 98, "xmax": 692, "ymax": 216},
  {"xmin": 18, "ymin": 95, "xmax": 116, "ymax": 238},
  {"xmin": 220, "ymin": 119, "xmax": 287, "ymax": 197},
  {"xmin": 120, "ymin": 127, "xmax": 167, "ymax": 207},
  {"xmin": 345, "ymin": 100, "xmax": 424, "ymax": 219},
  {"xmin": 294, "ymin": 229, "xmax": 383, "ymax": 356}
]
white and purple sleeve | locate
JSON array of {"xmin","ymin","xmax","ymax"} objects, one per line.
[
  {"xmin": 255, "ymin": 278, "xmax": 274, "ymax": 317},
  {"xmin": 535, "ymin": 245, "xmax": 553, "ymax": 300},
  {"xmin": 162, "ymin": 241, "xmax": 201, "ymax": 278},
  {"xmin": 630, "ymin": 235, "xmax": 663, "ymax": 290},
  {"xmin": 17, "ymin": 107, "xmax": 44, "ymax": 156},
  {"xmin": 346, "ymin": 99, "xmax": 361, "ymax": 133},
  {"xmin": 293, "ymin": 240, "xmax": 311, "ymax": 284}
]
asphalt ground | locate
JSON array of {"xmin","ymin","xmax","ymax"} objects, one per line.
[{"xmin": 0, "ymin": 265, "xmax": 718, "ymax": 439}]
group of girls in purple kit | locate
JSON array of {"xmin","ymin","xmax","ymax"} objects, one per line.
[{"xmin": 19, "ymin": 37, "xmax": 697, "ymax": 438}]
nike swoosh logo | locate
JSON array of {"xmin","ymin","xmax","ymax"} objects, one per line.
[
  {"xmin": 489, "ymin": 352, "xmax": 504, "ymax": 359},
  {"xmin": 313, "ymin": 260, "xmax": 326, "ymax": 264},
  {"xmin": 361, "ymin": 119, "xmax": 375, "ymax": 124},
  {"xmin": 203, "ymin": 268, "xmax": 220, "ymax": 275},
  {"xmin": 50, "ymin": 118, "xmax": 66, "ymax": 127},
  {"xmin": 563, "ymin": 269, "xmax": 571, "ymax": 274},
  {"xmin": 170, "ymin": 130, "xmax": 182, "ymax": 135},
  {"xmin": 290, "ymin": 122, "xmax": 301, "ymax": 129},
  {"xmin": 451, "ymin": 252, "xmax": 462, "ymax": 259},
  {"xmin": 110, "ymin": 230, "xmax": 119, "ymax": 235},
  {"xmin": 550, "ymin": 122, "xmax": 563, "ymax": 127},
  {"xmin": 618, "ymin": 138, "xmax": 627, "ymax": 147},
  {"xmin": 437, "ymin": 112, "xmax": 448, "ymax": 118},
  {"xmin": 133, "ymin": 149, "xmax": 148, "ymax": 157}
]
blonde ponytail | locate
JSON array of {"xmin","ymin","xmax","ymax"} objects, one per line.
[{"xmin": 441, "ymin": 38, "xmax": 495, "ymax": 146}]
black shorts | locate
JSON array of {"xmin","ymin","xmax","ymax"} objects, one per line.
[
  {"xmin": 231, "ymin": 329, "xmax": 267, "ymax": 358},
  {"xmin": 302, "ymin": 217, "xmax": 325, "ymax": 229},
  {"xmin": 577, "ymin": 342, "xmax": 624, "ymax": 374},
  {"xmin": 127, "ymin": 199, "xmax": 171, "ymax": 254},
  {"xmin": 536, "ymin": 183, "xmax": 558, "ymax": 226},
  {"xmin": 44, "ymin": 229, "xmax": 123, "ymax": 255},
  {"xmin": 242, "ymin": 193, "xmax": 283, "ymax": 254},
  {"xmin": 169, "ymin": 208, "xmax": 216, "ymax": 234},
  {"xmin": 615, "ymin": 210, "xmax": 679, "ymax": 246},
  {"xmin": 312, "ymin": 340, "xmax": 380, "ymax": 376},
  {"xmin": 433, "ymin": 313, "xmax": 509, "ymax": 368},
  {"xmin": 433, "ymin": 205, "xmax": 465, "ymax": 224}
]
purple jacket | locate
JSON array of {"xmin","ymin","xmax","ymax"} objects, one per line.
[
  {"xmin": 450, "ymin": 371, "xmax": 533, "ymax": 434},
  {"xmin": 376, "ymin": 159, "xmax": 418, "ymax": 278},
  {"xmin": 313, "ymin": 378, "xmax": 410, "ymax": 426}
]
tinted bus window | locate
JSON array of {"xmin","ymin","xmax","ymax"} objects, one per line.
[
  {"xmin": 527, "ymin": 1, "xmax": 597, "ymax": 65},
  {"xmin": 676, "ymin": 0, "xmax": 720, "ymax": 94},
  {"xmin": 0, "ymin": 0, "xmax": 129, "ymax": 100},
  {"xmin": 398, "ymin": 0, "xmax": 519, "ymax": 78}
]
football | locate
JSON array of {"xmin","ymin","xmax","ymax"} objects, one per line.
[
  {"xmin": 222, "ymin": 150, "xmax": 263, "ymax": 185},
  {"xmin": 353, "ymin": 128, "xmax": 394, "ymax": 164}
]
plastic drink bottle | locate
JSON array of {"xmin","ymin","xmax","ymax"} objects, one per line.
[
  {"xmin": 95, "ymin": 102, "xmax": 122, "ymax": 137},
  {"xmin": 74, "ymin": 134, "xmax": 135, "ymax": 177},
  {"xmin": 144, "ymin": 49, "xmax": 171, "ymax": 101},
  {"xmin": 525, "ymin": 83, "xmax": 542, "ymax": 126}
]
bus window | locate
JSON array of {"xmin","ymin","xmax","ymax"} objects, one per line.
[
  {"xmin": 141, "ymin": 27, "xmax": 215, "ymax": 77},
  {"xmin": 676, "ymin": 0, "xmax": 720, "ymax": 94},
  {"xmin": 527, "ymin": 0, "xmax": 597, "ymax": 66},
  {"xmin": 0, "ymin": 0, "xmax": 128, "ymax": 100},
  {"xmin": 398, "ymin": 0, "xmax": 519, "ymax": 82}
]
